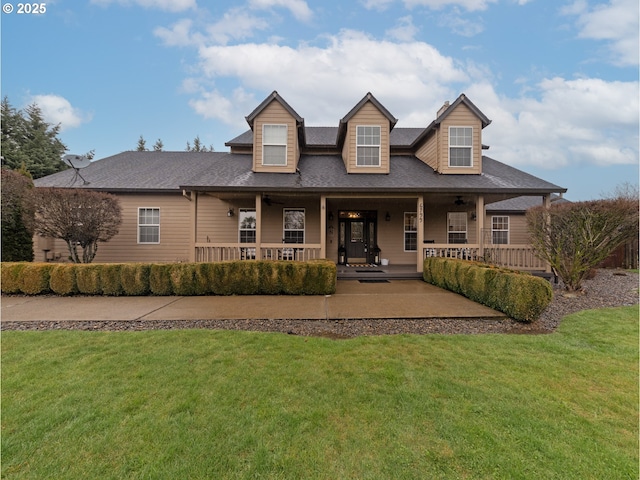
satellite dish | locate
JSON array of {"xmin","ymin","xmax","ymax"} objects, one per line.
[{"xmin": 62, "ymin": 154, "xmax": 91, "ymax": 169}]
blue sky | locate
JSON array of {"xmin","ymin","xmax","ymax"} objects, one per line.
[{"xmin": 1, "ymin": 0, "xmax": 638, "ymax": 200}]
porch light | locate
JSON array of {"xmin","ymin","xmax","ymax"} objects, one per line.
[
  {"xmin": 385, "ymin": 212, "xmax": 391, "ymax": 221},
  {"xmin": 227, "ymin": 208, "xmax": 235, "ymax": 217}
]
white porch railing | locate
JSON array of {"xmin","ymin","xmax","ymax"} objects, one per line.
[
  {"xmin": 195, "ymin": 243, "xmax": 323, "ymax": 262},
  {"xmin": 422, "ymin": 244, "xmax": 546, "ymax": 271}
]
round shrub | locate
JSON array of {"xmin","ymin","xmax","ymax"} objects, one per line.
[
  {"xmin": 100, "ymin": 264, "xmax": 123, "ymax": 296},
  {"xmin": 120, "ymin": 263, "xmax": 150, "ymax": 296},
  {"xmin": 20, "ymin": 263, "xmax": 54, "ymax": 295},
  {"xmin": 1, "ymin": 263, "xmax": 28, "ymax": 294},
  {"xmin": 76, "ymin": 264, "xmax": 102, "ymax": 295},
  {"xmin": 50, "ymin": 264, "xmax": 78, "ymax": 295},
  {"xmin": 149, "ymin": 264, "xmax": 173, "ymax": 295}
]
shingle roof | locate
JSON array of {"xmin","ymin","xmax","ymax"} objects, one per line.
[
  {"xmin": 34, "ymin": 151, "xmax": 566, "ymax": 196},
  {"xmin": 486, "ymin": 194, "xmax": 569, "ymax": 212}
]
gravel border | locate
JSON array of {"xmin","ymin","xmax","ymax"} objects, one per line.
[{"xmin": 2, "ymin": 269, "xmax": 637, "ymax": 337}]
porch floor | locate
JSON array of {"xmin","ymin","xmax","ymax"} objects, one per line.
[{"xmin": 337, "ymin": 264, "xmax": 423, "ymax": 280}]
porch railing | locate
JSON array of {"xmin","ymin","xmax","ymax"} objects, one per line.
[
  {"xmin": 422, "ymin": 244, "xmax": 546, "ymax": 271},
  {"xmin": 195, "ymin": 243, "xmax": 323, "ymax": 262}
]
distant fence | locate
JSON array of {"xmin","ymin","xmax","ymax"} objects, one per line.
[{"xmin": 599, "ymin": 239, "xmax": 639, "ymax": 269}]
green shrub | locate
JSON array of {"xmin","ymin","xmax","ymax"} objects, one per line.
[
  {"xmin": 424, "ymin": 257, "xmax": 552, "ymax": 323},
  {"xmin": 149, "ymin": 264, "xmax": 173, "ymax": 295},
  {"xmin": 100, "ymin": 264, "xmax": 123, "ymax": 296},
  {"xmin": 0, "ymin": 260, "xmax": 337, "ymax": 297},
  {"xmin": 1, "ymin": 263, "xmax": 28, "ymax": 294},
  {"xmin": 50, "ymin": 264, "xmax": 78, "ymax": 296},
  {"xmin": 76, "ymin": 264, "xmax": 102, "ymax": 295},
  {"xmin": 120, "ymin": 264, "xmax": 150, "ymax": 296},
  {"xmin": 19, "ymin": 263, "xmax": 54, "ymax": 295}
]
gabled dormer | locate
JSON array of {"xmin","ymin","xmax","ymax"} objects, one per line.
[
  {"xmin": 337, "ymin": 93, "xmax": 398, "ymax": 174},
  {"xmin": 245, "ymin": 91, "xmax": 305, "ymax": 173},
  {"xmin": 413, "ymin": 94, "xmax": 491, "ymax": 175}
]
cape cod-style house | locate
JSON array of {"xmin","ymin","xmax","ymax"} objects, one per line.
[{"xmin": 34, "ymin": 91, "xmax": 566, "ymax": 276}]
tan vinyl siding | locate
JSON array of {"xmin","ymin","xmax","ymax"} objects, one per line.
[
  {"xmin": 423, "ymin": 203, "xmax": 477, "ymax": 244},
  {"xmin": 252, "ymin": 101, "xmax": 299, "ymax": 173},
  {"xmin": 484, "ymin": 213, "xmax": 530, "ymax": 244},
  {"xmin": 342, "ymin": 103, "xmax": 390, "ymax": 174},
  {"xmin": 415, "ymin": 129, "xmax": 439, "ymax": 171},
  {"xmin": 34, "ymin": 193, "xmax": 192, "ymax": 263},
  {"xmin": 438, "ymin": 103, "xmax": 482, "ymax": 174}
]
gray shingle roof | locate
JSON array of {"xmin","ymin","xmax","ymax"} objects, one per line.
[
  {"xmin": 34, "ymin": 151, "xmax": 566, "ymax": 196},
  {"xmin": 486, "ymin": 194, "xmax": 569, "ymax": 212}
]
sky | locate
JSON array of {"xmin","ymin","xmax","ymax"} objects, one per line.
[{"xmin": 1, "ymin": 0, "xmax": 638, "ymax": 201}]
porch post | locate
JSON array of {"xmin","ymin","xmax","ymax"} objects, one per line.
[
  {"xmin": 255, "ymin": 193, "xmax": 262, "ymax": 260},
  {"xmin": 476, "ymin": 194, "xmax": 484, "ymax": 259},
  {"xmin": 188, "ymin": 191, "xmax": 197, "ymax": 262},
  {"xmin": 417, "ymin": 195, "xmax": 424, "ymax": 272},
  {"xmin": 320, "ymin": 195, "xmax": 327, "ymax": 259}
]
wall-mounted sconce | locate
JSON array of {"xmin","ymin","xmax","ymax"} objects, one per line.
[
  {"xmin": 385, "ymin": 212, "xmax": 391, "ymax": 221},
  {"xmin": 227, "ymin": 208, "xmax": 235, "ymax": 217},
  {"xmin": 470, "ymin": 212, "xmax": 477, "ymax": 221},
  {"xmin": 328, "ymin": 212, "xmax": 334, "ymax": 221}
]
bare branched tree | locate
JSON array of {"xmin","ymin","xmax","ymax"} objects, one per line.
[
  {"xmin": 526, "ymin": 196, "xmax": 638, "ymax": 292},
  {"xmin": 31, "ymin": 188, "xmax": 122, "ymax": 263}
]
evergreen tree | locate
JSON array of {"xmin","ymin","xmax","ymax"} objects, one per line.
[
  {"xmin": 1, "ymin": 168, "xmax": 35, "ymax": 261},
  {"xmin": 1, "ymin": 97, "xmax": 67, "ymax": 179},
  {"xmin": 136, "ymin": 135, "xmax": 147, "ymax": 151},
  {"xmin": 153, "ymin": 139, "xmax": 164, "ymax": 151}
]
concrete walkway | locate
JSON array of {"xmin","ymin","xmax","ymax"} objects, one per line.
[{"xmin": 1, "ymin": 280, "xmax": 504, "ymax": 323}]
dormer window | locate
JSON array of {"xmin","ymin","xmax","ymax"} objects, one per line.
[
  {"xmin": 263, "ymin": 124, "xmax": 288, "ymax": 166},
  {"xmin": 449, "ymin": 127, "xmax": 473, "ymax": 167},
  {"xmin": 356, "ymin": 125, "xmax": 381, "ymax": 166}
]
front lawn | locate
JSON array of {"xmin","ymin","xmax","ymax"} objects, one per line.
[{"xmin": 2, "ymin": 306, "xmax": 638, "ymax": 479}]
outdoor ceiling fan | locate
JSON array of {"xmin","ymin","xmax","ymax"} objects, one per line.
[{"xmin": 454, "ymin": 196, "xmax": 466, "ymax": 206}]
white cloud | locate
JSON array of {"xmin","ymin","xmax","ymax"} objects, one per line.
[
  {"xmin": 438, "ymin": 8, "xmax": 484, "ymax": 36},
  {"xmin": 403, "ymin": 0, "xmax": 497, "ymax": 11},
  {"xmin": 28, "ymin": 94, "xmax": 91, "ymax": 131},
  {"xmin": 249, "ymin": 0, "xmax": 313, "ymax": 22},
  {"xmin": 477, "ymin": 77, "xmax": 639, "ymax": 169},
  {"xmin": 385, "ymin": 16, "xmax": 419, "ymax": 42},
  {"xmin": 154, "ymin": 19, "xmax": 203, "ymax": 47},
  {"xmin": 192, "ymin": 30, "xmax": 468, "ymax": 126},
  {"xmin": 563, "ymin": 0, "xmax": 639, "ymax": 66},
  {"xmin": 90, "ymin": 0, "xmax": 196, "ymax": 12}
]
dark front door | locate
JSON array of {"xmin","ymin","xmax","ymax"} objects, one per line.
[{"xmin": 340, "ymin": 211, "xmax": 377, "ymax": 264}]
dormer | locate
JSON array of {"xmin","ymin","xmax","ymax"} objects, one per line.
[
  {"xmin": 337, "ymin": 93, "xmax": 397, "ymax": 174},
  {"xmin": 245, "ymin": 91, "xmax": 305, "ymax": 173},
  {"xmin": 413, "ymin": 94, "xmax": 491, "ymax": 175}
]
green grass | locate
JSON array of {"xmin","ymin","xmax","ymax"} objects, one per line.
[{"xmin": 2, "ymin": 306, "xmax": 638, "ymax": 479}]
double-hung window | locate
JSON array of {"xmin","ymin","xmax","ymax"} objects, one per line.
[
  {"xmin": 138, "ymin": 208, "xmax": 160, "ymax": 244},
  {"xmin": 263, "ymin": 124, "xmax": 287, "ymax": 166},
  {"xmin": 449, "ymin": 127, "xmax": 473, "ymax": 167},
  {"xmin": 283, "ymin": 208, "xmax": 305, "ymax": 243},
  {"xmin": 404, "ymin": 212, "xmax": 417, "ymax": 251},
  {"xmin": 356, "ymin": 125, "xmax": 381, "ymax": 166},
  {"xmin": 239, "ymin": 209, "xmax": 257, "ymax": 243},
  {"xmin": 492, "ymin": 216, "xmax": 509, "ymax": 244},
  {"xmin": 447, "ymin": 212, "xmax": 467, "ymax": 244}
]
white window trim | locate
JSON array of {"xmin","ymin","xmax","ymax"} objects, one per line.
[
  {"xmin": 356, "ymin": 125, "xmax": 381, "ymax": 167},
  {"xmin": 448, "ymin": 126, "xmax": 473, "ymax": 168},
  {"xmin": 283, "ymin": 208, "xmax": 305, "ymax": 243},
  {"xmin": 447, "ymin": 212, "xmax": 467, "ymax": 244},
  {"xmin": 262, "ymin": 124, "xmax": 288, "ymax": 166},
  {"xmin": 138, "ymin": 207, "xmax": 160, "ymax": 244},
  {"xmin": 404, "ymin": 212, "xmax": 417, "ymax": 252},
  {"xmin": 491, "ymin": 215, "xmax": 510, "ymax": 245},
  {"xmin": 238, "ymin": 209, "xmax": 257, "ymax": 243}
]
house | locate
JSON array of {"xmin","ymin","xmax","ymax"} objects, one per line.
[{"xmin": 34, "ymin": 91, "xmax": 566, "ymax": 274}]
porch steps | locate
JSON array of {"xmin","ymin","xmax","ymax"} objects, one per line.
[{"xmin": 337, "ymin": 264, "xmax": 423, "ymax": 281}]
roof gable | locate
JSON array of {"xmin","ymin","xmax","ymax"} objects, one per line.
[
  {"xmin": 436, "ymin": 94, "xmax": 491, "ymax": 128},
  {"xmin": 245, "ymin": 91, "xmax": 304, "ymax": 128}
]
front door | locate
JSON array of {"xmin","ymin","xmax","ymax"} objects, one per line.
[{"xmin": 339, "ymin": 211, "xmax": 377, "ymax": 264}]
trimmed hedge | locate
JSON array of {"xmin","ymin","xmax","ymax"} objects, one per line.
[
  {"xmin": 423, "ymin": 257, "xmax": 552, "ymax": 322},
  {"xmin": 1, "ymin": 260, "xmax": 337, "ymax": 297}
]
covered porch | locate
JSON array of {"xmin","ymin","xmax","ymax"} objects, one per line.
[{"xmin": 187, "ymin": 190, "xmax": 551, "ymax": 274}]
